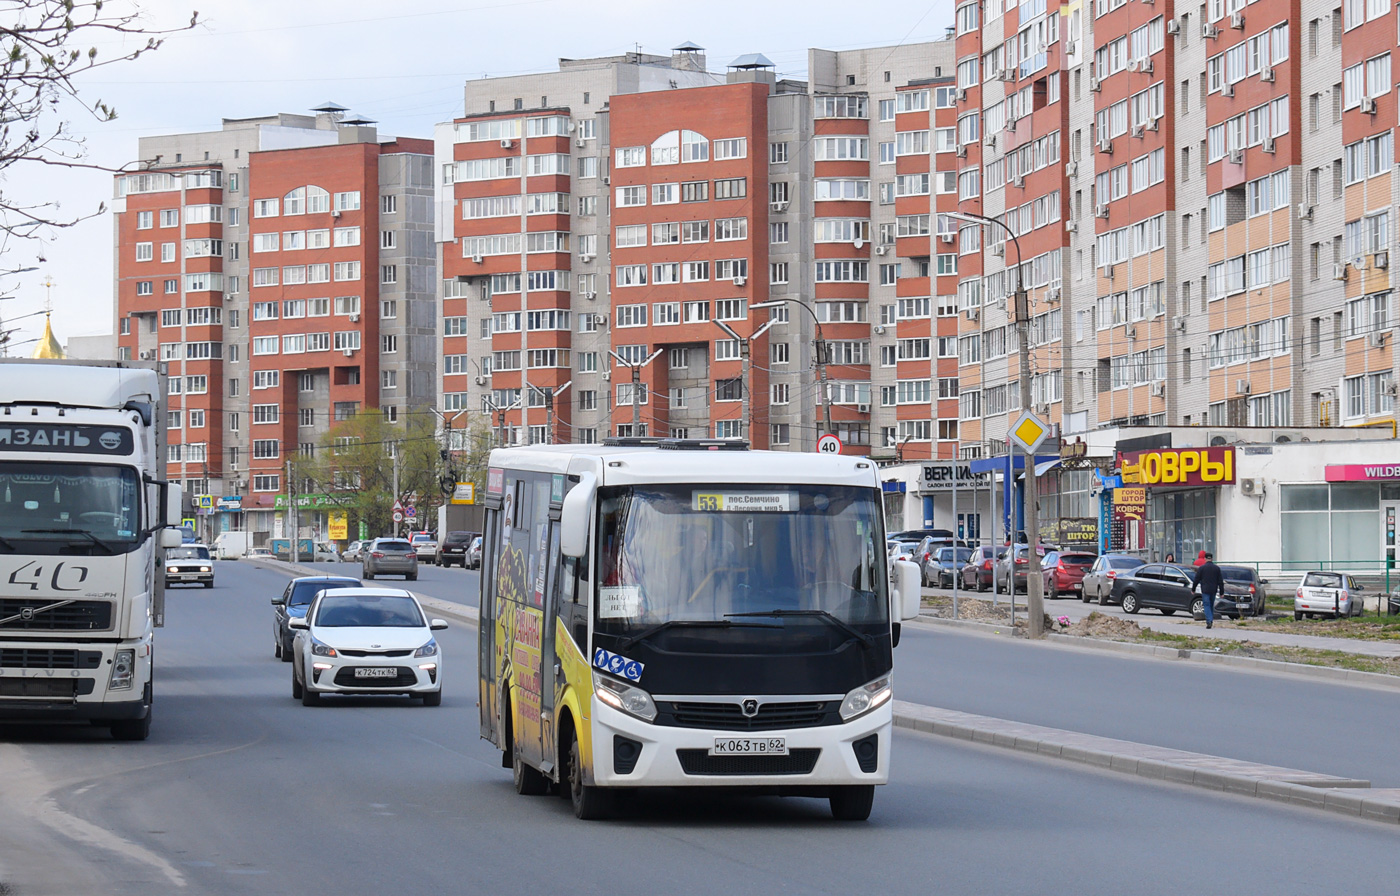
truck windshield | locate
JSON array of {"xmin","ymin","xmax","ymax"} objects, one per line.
[
  {"xmin": 594, "ymin": 484, "xmax": 888, "ymax": 642},
  {"xmin": 0, "ymin": 461, "xmax": 142, "ymax": 555}
]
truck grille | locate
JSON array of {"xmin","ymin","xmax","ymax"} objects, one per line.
[
  {"xmin": 658, "ymin": 700, "xmax": 838, "ymax": 731},
  {"xmin": 0, "ymin": 648, "xmax": 103, "ymax": 669},
  {"xmin": 676, "ymin": 748, "xmax": 821, "ymax": 776},
  {"xmin": 0, "ymin": 599, "xmax": 112, "ymax": 631}
]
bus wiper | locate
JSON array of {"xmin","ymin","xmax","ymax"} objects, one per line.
[
  {"xmin": 725, "ymin": 609, "xmax": 875, "ymax": 649},
  {"xmin": 21, "ymin": 528, "xmax": 116, "ymax": 555},
  {"xmin": 618, "ymin": 619, "xmax": 739, "ymax": 651}
]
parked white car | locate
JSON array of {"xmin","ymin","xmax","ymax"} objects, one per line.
[
  {"xmin": 1294, "ymin": 571, "xmax": 1366, "ymax": 620},
  {"xmin": 289, "ymin": 587, "xmax": 447, "ymax": 706}
]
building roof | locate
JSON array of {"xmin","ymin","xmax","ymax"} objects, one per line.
[{"xmin": 728, "ymin": 53, "xmax": 774, "ymax": 69}]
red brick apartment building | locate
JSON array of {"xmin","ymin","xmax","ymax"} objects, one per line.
[{"xmin": 114, "ymin": 112, "xmax": 435, "ymax": 540}]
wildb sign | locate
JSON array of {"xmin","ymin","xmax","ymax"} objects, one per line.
[{"xmin": 918, "ymin": 463, "xmax": 986, "ymax": 492}]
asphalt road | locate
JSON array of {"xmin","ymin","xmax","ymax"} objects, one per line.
[{"xmin": 3, "ymin": 560, "xmax": 1397, "ymax": 896}]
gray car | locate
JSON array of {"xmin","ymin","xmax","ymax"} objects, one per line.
[{"xmin": 362, "ymin": 538, "xmax": 419, "ymax": 581}]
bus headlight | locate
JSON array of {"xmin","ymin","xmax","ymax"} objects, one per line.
[
  {"xmin": 110, "ymin": 649, "xmax": 136, "ymax": 690},
  {"xmin": 839, "ymin": 675, "xmax": 892, "ymax": 721},
  {"xmin": 594, "ymin": 675, "xmax": 657, "ymax": 723}
]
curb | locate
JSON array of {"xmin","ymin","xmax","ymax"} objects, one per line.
[
  {"xmin": 892, "ymin": 701, "xmax": 1400, "ymax": 825},
  {"xmin": 909, "ymin": 613, "xmax": 1400, "ymax": 692}
]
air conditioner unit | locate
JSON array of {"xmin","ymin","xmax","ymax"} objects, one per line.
[
  {"xmin": 1089, "ymin": 77, "xmax": 1101, "ymax": 93},
  {"xmin": 596, "ymin": 313, "xmax": 608, "ymax": 326},
  {"xmin": 1353, "ymin": 255, "xmax": 1369, "ymax": 272},
  {"xmin": 1334, "ymin": 263, "xmax": 1349, "ymax": 281},
  {"xmin": 584, "ymin": 291, "xmax": 597, "ymax": 301},
  {"xmin": 1368, "ymin": 331, "xmax": 1387, "ymax": 348},
  {"xmin": 348, "ymin": 312, "xmax": 360, "ymax": 322},
  {"xmin": 1166, "ymin": 18, "xmax": 1181, "ymax": 34},
  {"xmin": 331, "ymin": 209, "xmax": 342, "ymax": 218},
  {"xmin": 1065, "ymin": 220, "xmax": 1078, "ymax": 233},
  {"xmin": 1105, "ymin": 264, "xmax": 1116, "ymax": 279},
  {"xmin": 1001, "ymin": 69, "xmax": 1017, "ymax": 82},
  {"xmin": 1228, "ymin": 149, "xmax": 1243, "ymax": 164},
  {"xmin": 472, "ymin": 254, "xmax": 484, "ymax": 263},
  {"xmin": 966, "ymin": 307, "xmax": 980, "ymax": 321},
  {"xmin": 1148, "ymin": 118, "xmax": 1160, "ymax": 132},
  {"xmin": 956, "ymin": 89, "xmax": 968, "ymax": 102},
  {"xmin": 139, "ymin": 349, "xmax": 155, "ymax": 360},
  {"xmin": 874, "ymin": 324, "xmax": 886, "ymax": 335},
  {"xmin": 991, "ymin": 67, "xmax": 1006, "ymax": 81},
  {"xmin": 1138, "ymin": 59, "xmax": 1154, "ymax": 74},
  {"xmin": 1239, "ymin": 477, "xmax": 1261, "ymax": 495},
  {"xmin": 1066, "ymin": 161, "xmax": 1078, "ymax": 177},
  {"xmin": 1124, "ymin": 324, "xmax": 1137, "ymax": 338},
  {"xmin": 1046, "ymin": 287, "xmax": 1061, "ymax": 304},
  {"xmin": 940, "ymin": 232, "xmax": 956, "ymax": 244},
  {"xmin": 1235, "ymin": 378, "xmax": 1251, "ymax": 395},
  {"xmin": 576, "ymin": 138, "xmax": 586, "ymax": 148},
  {"xmin": 875, "ymin": 245, "xmax": 888, "ymax": 255},
  {"xmin": 602, "ymin": 175, "xmax": 610, "ymax": 185},
  {"xmin": 1375, "ymin": 250, "xmax": 1390, "ymax": 269},
  {"xmin": 956, "ymin": 144, "xmax": 967, "ymax": 158},
  {"xmin": 1222, "ymin": 83, "xmax": 1235, "ymax": 98},
  {"xmin": 1360, "ymin": 97, "xmax": 1377, "ymax": 114},
  {"xmin": 1230, "ymin": 11, "xmax": 1245, "ymax": 28},
  {"xmin": 733, "ymin": 276, "xmax": 746, "ymax": 286},
  {"xmin": 856, "ymin": 403, "xmax": 870, "ymax": 414},
  {"xmin": 1132, "ymin": 124, "xmax": 1145, "ymax": 138},
  {"xmin": 1096, "ymin": 203, "xmax": 1110, "ymax": 218},
  {"xmin": 601, "ymin": 370, "xmax": 611, "ymax": 382},
  {"xmin": 985, "ymin": 134, "xmax": 998, "ymax": 149},
  {"xmin": 475, "ymin": 375, "xmax": 486, "ymax": 386},
  {"xmin": 1262, "ymin": 136, "xmax": 1276, "ymax": 153},
  {"xmin": 343, "ymin": 348, "xmax": 355, "ymax": 358},
  {"xmin": 1174, "ymin": 315, "xmax": 1187, "ymax": 332},
  {"xmin": 1098, "ymin": 138, "xmax": 1113, "ymax": 154},
  {"xmin": 1011, "ymin": 175, "xmax": 1024, "ymax": 188},
  {"xmin": 992, "ymin": 244, "xmax": 1005, "ymax": 257},
  {"xmin": 1151, "ymin": 380, "xmax": 1166, "ymax": 397},
  {"xmin": 1203, "ymin": 23, "xmax": 1220, "ymax": 38},
  {"xmin": 1298, "ymin": 203, "xmax": 1314, "ymax": 221},
  {"xmin": 770, "ymin": 201, "xmax": 789, "ymax": 213},
  {"xmin": 1006, "ymin": 118, "xmax": 1019, "ymax": 134},
  {"xmin": 1065, "ymin": 41, "xmax": 1077, "ymax": 55},
  {"xmin": 1260, "ymin": 65, "xmax": 1275, "ymax": 82},
  {"xmin": 500, "ymin": 138, "xmax": 514, "ymax": 149}
]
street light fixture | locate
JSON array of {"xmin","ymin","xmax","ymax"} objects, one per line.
[
  {"xmin": 712, "ymin": 317, "xmax": 775, "ymax": 442},
  {"xmin": 607, "ymin": 348, "xmax": 663, "ymax": 436},
  {"xmin": 751, "ymin": 299, "xmax": 833, "ymax": 445},
  {"xmin": 942, "ymin": 210, "xmax": 1046, "ymax": 638}
]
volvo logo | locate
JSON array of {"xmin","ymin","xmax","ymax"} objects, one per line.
[
  {"xmin": 740, "ymin": 699, "xmax": 760, "ymax": 718},
  {"xmin": 19, "ymin": 608, "xmax": 34, "ymax": 621}
]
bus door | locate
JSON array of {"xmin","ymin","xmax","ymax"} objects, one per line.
[
  {"xmin": 538, "ymin": 518, "xmax": 562, "ymax": 772},
  {"xmin": 478, "ymin": 507, "xmax": 501, "ymax": 744}
]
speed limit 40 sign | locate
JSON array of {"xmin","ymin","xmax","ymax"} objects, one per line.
[{"xmin": 817, "ymin": 434, "xmax": 843, "ymax": 454}]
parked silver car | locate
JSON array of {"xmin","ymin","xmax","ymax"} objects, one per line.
[
  {"xmin": 466, "ymin": 535, "xmax": 482, "ymax": 570},
  {"xmin": 340, "ymin": 540, "xmax": 364, "ymax": 562},
  {"xmin": 362, "ymin": 538, "xmax": 419, "ymax": 581},
  {"xmin": 1294, "ymin": 571, "xmax": 1365, "ymax": 619}
]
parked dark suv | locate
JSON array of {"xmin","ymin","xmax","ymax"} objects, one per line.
[
  {"xmin": 1219, "ymin": 565, "xmax": 1269, "ymax": 617},
  {"xmin": 438, "ymin": 530, "xmax": 478, "ymax": 568}
]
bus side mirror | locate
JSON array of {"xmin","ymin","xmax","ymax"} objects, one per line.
[
  {"xmin": 893, "ymin": 559, "xmax": 921, "ymax": 621},
  {"xmin": 560, "ymin": 471, "xmax": 597, "ymax": 559},
  {"xmin": 166, "ymin": 483, "xmax": 184, "ymax": 528},
  {"xmin": 159, "ymin": 529, "xmax": 183, "ymax": 549}
]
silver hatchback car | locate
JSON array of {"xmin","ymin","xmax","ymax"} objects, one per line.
[{"xmin": 362, "ymin": 538, "xmax": 419, "ymax": 581}]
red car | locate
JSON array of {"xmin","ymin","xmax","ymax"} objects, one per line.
[{"xmin": 1041, "ymin": 551, "xmax": 1096, "ymax": 597}]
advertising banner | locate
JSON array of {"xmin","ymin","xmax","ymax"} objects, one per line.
[{"xmin": 1121, "ymin": 446, "xmax": 1235, "ymax": 486}]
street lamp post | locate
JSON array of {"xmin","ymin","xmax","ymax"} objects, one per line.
[
  {"xmin": 751, "ymin": 299, "xmax": 833, "ymax": 445},
  {"xmin": 531, "ymin": 380, "xmax": 571, "ymax": 444},
  {"xmin": 712, "ymin": 317, "xmax": 775, "ymax": 442},
  {"xmin": 608, "ymin": 349, "xmax": 663, "ymax": 437},
  {"xmin": 482, "ymin": 396, "xmax": 522, "ymax": 448},
  {"xmin": 945, "ymin": 210, "xmax": 1045, "ymax": 638}
]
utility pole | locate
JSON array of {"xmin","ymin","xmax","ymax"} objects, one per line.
[
  {"xmin": 538, "ymin": 381, "xmax": 572, "ymax": 444},
  {"xmin": 608, "ymin": 349, "xmax": 662, "ymax": 437},
  {"xmin": 482, "ymin": 396, "xmax": 522, "ymax": 448},
  {"xmin": 390, "ymin": 441, "xmax": 401, "ymax": 539},
  {"xmin": 751, "ymin": 299, "xmax": 831, "ymax": 443},
  {"xmin": 713, "ymin": 318, "xmax": 775, "ymax": 442},
  {"xmin": 286, "ymin": 458, "xmax": 299, "ymax": 565}
]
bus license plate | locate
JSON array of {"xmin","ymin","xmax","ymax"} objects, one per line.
[
  {"xmin": 710, "ymin": 737, "xmax": 787, "ymax": 756},
  {"xmin": 354, "ymin": 667, "xmax": 396, "ymax": 678}
]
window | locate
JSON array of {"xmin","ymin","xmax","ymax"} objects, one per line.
[
  {"xmin": 770, "ymin": 142, "xmax": 789, "ymax": 163},
  {"xmin": 714, "ymin": 178, "xmax": 746, "ymax": 200},
  {"xmin": 135, "ymin": 242, "xmax": 153, "ymax": 262}
]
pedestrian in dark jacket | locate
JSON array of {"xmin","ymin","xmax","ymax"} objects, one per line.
[{"xmin": 1191, "ymin": 552, "xmax": 1224, "ymax": 629}]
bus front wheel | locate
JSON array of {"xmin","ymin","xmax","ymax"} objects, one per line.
[
  {"xmin": 829, "ymin": 785, "xmax": 874, "ymax": 821},
  {"xmin": 568, "ymin": 730, "xmax": 611, "ymax": 820}
]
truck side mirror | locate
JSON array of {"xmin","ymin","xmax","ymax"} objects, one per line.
[
  {"xmin": 159, "ymin": 529, "xmax": 183, "ymax": 549},
  {"xmin": 560, "ymin": 471, "xmax": 596, "ymax": 559},
  {"xmin": 165, "ymin": 483, "xmax": 184, "ymax": 528},
  {"xmin": 892, "ymin": 558, "xmax": 921, "ymax": 621}
]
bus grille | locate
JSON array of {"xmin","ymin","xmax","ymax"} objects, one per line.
[
  {"xmin": 676, "ymin": 748, "xmax": 821, "ymax": 776},
  {"xmin": 0, "ymin": 600, "xmax": 112, "ymax": 632},
  {"xmin": 0, "ymin": 648, "xmax": 103, "ymax": 670},
  {"xmin": 659, "ymin": 700, "xmax": 837, "ymax": 731}
]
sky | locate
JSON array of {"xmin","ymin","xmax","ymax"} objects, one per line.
[{"xmin": 1, "ymin": 0, "xmax": 955, "ymax": 353}]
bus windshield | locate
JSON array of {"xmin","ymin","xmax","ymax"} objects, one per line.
[
  {"xmin": 0, "ymin": 461, "xmax": 142, "ymax": 555},
  {"xmin": 594, "ymin": 484, "xmax": 888, "ymax": 640}
]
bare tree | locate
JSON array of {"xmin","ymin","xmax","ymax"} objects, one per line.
[{"xmin": 0, "ymin": 0, "xmax": 198, "ymax": 273}]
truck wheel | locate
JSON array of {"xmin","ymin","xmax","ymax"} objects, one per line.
[
  {"xmin": 829, "ymin": 785, "xmax": 875, "ymax": 821},
  {"xmin": 111, "ymin": 707, "xmax": 152, "ymax": 742}
]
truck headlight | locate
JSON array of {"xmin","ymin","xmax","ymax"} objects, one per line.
[
  {"xmin": 594, "ymin": 674, "xmax": 657, "ymax": 722},
  {"xmin": 110, "ymin": 649, "xmax": 136, "ymax": 690},
  {"xmin": 839, "ymin": 675, "xmax": 892, "ymax": 721}
]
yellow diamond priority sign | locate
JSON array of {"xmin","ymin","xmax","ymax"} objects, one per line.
[{"xmin": 1009, "ymin": 411, "xmax": 1049, "ymax": 454}]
